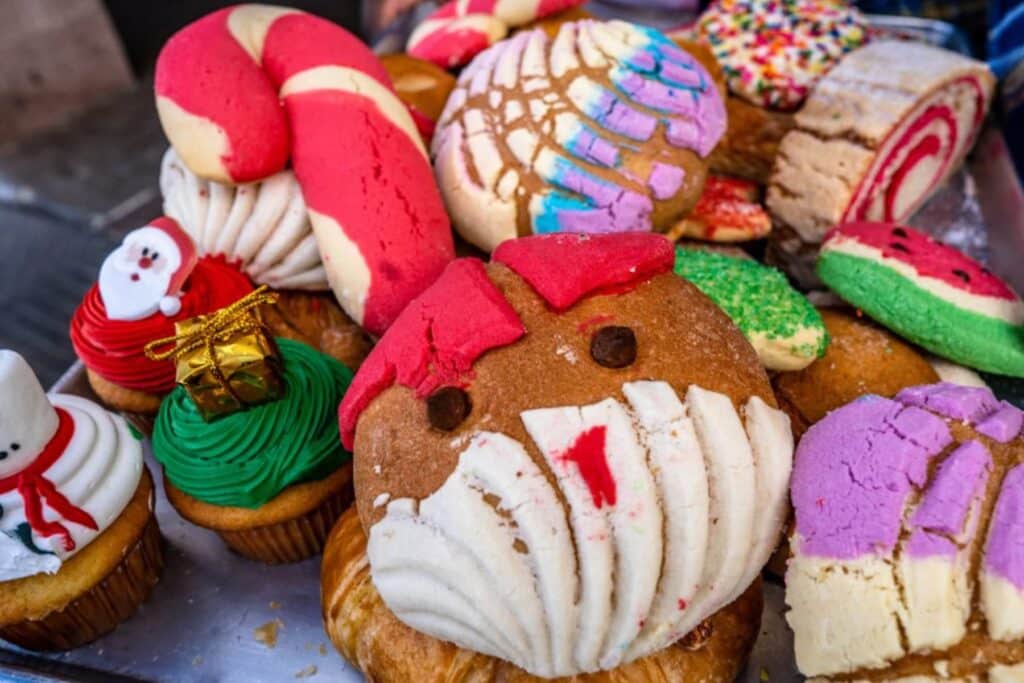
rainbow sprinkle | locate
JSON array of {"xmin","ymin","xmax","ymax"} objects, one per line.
[{"xmin": 697, "ymin": 0, "xmax": 868, "ymax": 110}]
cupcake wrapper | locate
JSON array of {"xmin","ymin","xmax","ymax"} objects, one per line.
[
  {"xmin": 121, "ymin": 411, "xmax": 156, "ymax": 439},
  {"xmin": 0, "ymin": 514, "xmax": 164, "ymax": 651},
  {"xmin": 218, "ymin": 485, "xmax": 353, "ymax": 564}
]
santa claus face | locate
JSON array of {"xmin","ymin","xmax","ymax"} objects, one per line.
[
  {"xmin": 98, "ymin": 223, "xmax": 191, "ymax": 321},
  {"xmin": 0, "ymin": 351, "xmax": 59, "ymax": 479}
]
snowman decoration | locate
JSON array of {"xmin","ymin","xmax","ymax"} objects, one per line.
[
  {"xmin": 99, "ymin": 216, "xmax": 198, "ymax": 321},
  {"xmin": 0, "ymin": 351, "xmax": 142, "ymax": 581}
]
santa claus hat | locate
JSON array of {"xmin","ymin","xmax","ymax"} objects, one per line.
[{"xmin": 147, "ymin": 216, "xmax": 198, "ymax": 295}]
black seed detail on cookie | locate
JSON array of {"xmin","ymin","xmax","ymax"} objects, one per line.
[
  {"xmin": 427, "ymin": 387, "xmax": 471, "ymax": 431},
  {"xmin": 891, "ymin": 227, "xmax": 908, "ymax": 238},
  {"xmin": 591, "ymin": 326, "xmax": 637, "ymax": 369},
  {"xmin": 953, "ymin": 268, "xmax": 971, "ymax": 283},
  {"xmin": 889, "ymin": 242, "xmax": 910, "ymax": 253}
]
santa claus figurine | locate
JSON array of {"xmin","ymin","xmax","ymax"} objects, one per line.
[
  {"xmin": 98, "ymin": 217, "xmax": 198, "ymax": 321},
  {"xmin": 0, "ymin": 350, "xmax": 143, "ymax": 582}
]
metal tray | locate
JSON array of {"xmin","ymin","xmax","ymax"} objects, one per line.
[{"xmin": 3, "ymin": 5, "xmax": 1019, "ymax": 683}]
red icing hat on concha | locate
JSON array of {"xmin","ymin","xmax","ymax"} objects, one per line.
[{"xmin": 338, "ymin": 232, "xmax": 675, "ymax": 449}]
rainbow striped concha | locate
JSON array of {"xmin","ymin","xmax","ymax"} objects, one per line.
[
  {"xmin": 787, "ymin": 383, "xmax": 1024, "ymax": 680},
  {"xmin": 154, "ymin": 5, "xmax": 454, "ymax": 335},
  {"xmin": 432, "ymin": 20, "xmax": 727, "ymax": 252},
  {"xmin": 768, "ymin": 41, "xmax": 995, "ymax": 246}
]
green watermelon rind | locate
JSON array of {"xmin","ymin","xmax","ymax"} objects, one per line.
[{"xmin": 818, "ymin": 251, "xmax": 1024, "ymax": 378}]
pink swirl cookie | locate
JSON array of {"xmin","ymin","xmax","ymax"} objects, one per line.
[
  {"xmin": 787, "ymin": 383, "xmax": 1024, "ymax": 680},
  {"xmin": 432, "ymin": 20, "xmax": 726, "ymax": 252},
  {"xmin": 154, "ymin": 5, "xmax": 454, "ymax": 335}
]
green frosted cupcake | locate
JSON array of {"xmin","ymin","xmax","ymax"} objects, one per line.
[{"xmin": 153, "ymin": 338, "xmax": 355, "ymax": 563}]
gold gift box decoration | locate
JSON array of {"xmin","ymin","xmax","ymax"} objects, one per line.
[{"xmin": 145, "ymin": 287, "xmax": 284, "ymax": 420}]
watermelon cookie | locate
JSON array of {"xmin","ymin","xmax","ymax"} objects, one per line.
[
  {"xmin": 674, "ymin": 247, "xmax": 827, "ymax": 371},
  {"xmin": 818, "ymin": 222, "xmax": 1024, "ymax": 378}
]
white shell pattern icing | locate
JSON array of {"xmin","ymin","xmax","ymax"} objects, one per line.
[
  {"xmin": 368, "ymin": 381, "xmax": 793, "ymax": 677},
  {"xmin": 160, "ymin": 148, "xmax": 329, "ymax": 290}
]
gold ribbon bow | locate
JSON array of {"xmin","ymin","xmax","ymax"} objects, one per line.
[{"xmin": 144, "ymin": 286, "xmax": 279, "ymax": 363}]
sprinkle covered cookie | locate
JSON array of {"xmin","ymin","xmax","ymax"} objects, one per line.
[
  {"xmin": 674, "ymin": 248, "xmax": 827, "ymax": 371},
  {"xmin": 818, "ymin": 222, "xmax": 1024, "ymax": 377},
  {"xmin": 696, "ymin": 0, "xmax": 867, "ymax": 111},
  {"xmin": 432, "ymin": 20, "xmax": 726, "ymax": 252}
]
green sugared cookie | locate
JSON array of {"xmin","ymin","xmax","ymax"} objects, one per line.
[{"xmin": 674, "ymin": 247, "xmax": 828, "ymax": 371}]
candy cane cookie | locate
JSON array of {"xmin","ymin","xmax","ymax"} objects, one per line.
[
  {"xmin": 767, "ymin": 41, "xmax": 995, "ymax": 247},
  {"xmin": 407, "ymin": 0, "xmax": 586, "ymax": 69},
  {"xmin": 155, "ymin": 5, "xmax": 454, "ymax": 335}
]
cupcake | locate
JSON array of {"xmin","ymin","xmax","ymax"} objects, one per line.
[
  {"xmin": 152, "ymin": 337, "xmax": 354, "ymax": 564},
  {"xmin": 70, "ymin": 217, "xmax": 253, "ymax": 433},
  {"xmin": 787, "ymin": 383, "xmax": 1024, "ymax": 680},
  {"xmin": 0, "ymin": 350, "xmax": 161, "ymax": 651},
  {"xmin": 324, "ymin": 233, "xmax": 794, "ymax": 680}
]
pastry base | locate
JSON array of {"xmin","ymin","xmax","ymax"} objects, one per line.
[
  {"xmin": 0, "ymin": 468, "xmax": 163, "ymax": 651},
  {"xmin": 322, "ymin": 507, "xmax": 763, "ymax": 682},
  {"xmin": 165, "ymin": 463, "xmax": 354, "ymax": 564}
]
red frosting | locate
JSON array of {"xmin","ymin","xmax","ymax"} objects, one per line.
[
  {"xmin": 492, "ymin": 233, "xmax": 675, "ymax": 311},
  {"xmin": 826, "ymin": 222, "xmax": 1018, "ymax": 301},
  {"xmin": 70, "ymin": 257, "xmax": 253, "ymax": 394},
  {"xmin": 558, "ymin": 426, "xmax": 616, "ymax": 509},
  {"xmin": 338, "ymin": 259, "xmax": 525, "ymax": 449}
]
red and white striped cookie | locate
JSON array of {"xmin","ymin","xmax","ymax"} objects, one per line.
[
  {"xmin": 767, "ymin": 41, "xmax": 994, "ymax": 246},
  {"xmin": 155, "ymin": 5, "xmax": 454, "ymax": 335},
  {"xmin": 407, "ymin": 0, "xmax": 586, "ymax": 69}
]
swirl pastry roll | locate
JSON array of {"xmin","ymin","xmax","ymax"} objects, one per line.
[{"xmin": 767, "ymin": 41, "xmax": 995, "ymax": 247}]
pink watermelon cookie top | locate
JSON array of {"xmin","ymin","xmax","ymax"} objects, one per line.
[
  {"xmin": 824, "ymin": 222, "xmax": 1021, "ymax": 311},
  {"xmin": 786, "ymin": 382, "xmax": 1024, "ymax": 678}
]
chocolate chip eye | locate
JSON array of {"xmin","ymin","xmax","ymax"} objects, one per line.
[
  {"xmin": 953, "ymin": 268, "xmax": 971, "ymax": 283},
  {"xmin": 590, "ymin": 326, "xmax": 637, "ymax": 368},
  {"xmin": 142, "ymin": 247, "xmax": 149, "ymax": 256},
  {"xmin": 892, "ymin": 227, "xmax": 908, "ymax": 238},
  {"xmin": 427, "ymin": 387, "xmax": 471, "ymax": 431},
  {"xmin": 152, "ymin": 252, "xmax": 159, "ymax": 261},
  {"xmin": 0, "ymin": 451, "xmax": 6, "ymax": 460},
  {"xmin": 10, "ymin": 443, "xmax": 19, "ymax": 451},
  {"xmin": 889, "ymin": 242, "xmax": 910, "ymax": 253}
]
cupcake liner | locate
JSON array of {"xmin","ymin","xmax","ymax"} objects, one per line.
[
  {"xmin": 121, "ymin": 411, "xmax": 157, "ymax": 438},
  {"xmin": 217, "ymin": 484, "xmax": 353, "ymax": 564},
  {"xmin": 0, "ymin": 514, "xmax": 164, "ymax": 651}
]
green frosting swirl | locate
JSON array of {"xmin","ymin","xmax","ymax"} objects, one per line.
[{"xmin": 152, "ymin": 338, "xmax": 353, "ymax": 509}]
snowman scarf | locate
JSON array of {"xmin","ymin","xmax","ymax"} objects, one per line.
[{"xmin": 0, "ymin": 408, "xmax": 98, "ymax": 552}]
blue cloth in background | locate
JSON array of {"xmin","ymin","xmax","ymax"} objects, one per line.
[{"xmin": 990, "ymin": 1, "xmax": 1024, "ymax": 182}]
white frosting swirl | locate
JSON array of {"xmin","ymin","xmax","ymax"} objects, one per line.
[
  {"xmin": 0, "ymin": 394, "xmax": 144, "ymax": 582},
  {"xmin": 368, "ymin": 381, "xmax": 792, "ymax": 676},
  {"xmin": 160, "ymin": 148, "xmax": 329, "ymax": 290}
]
